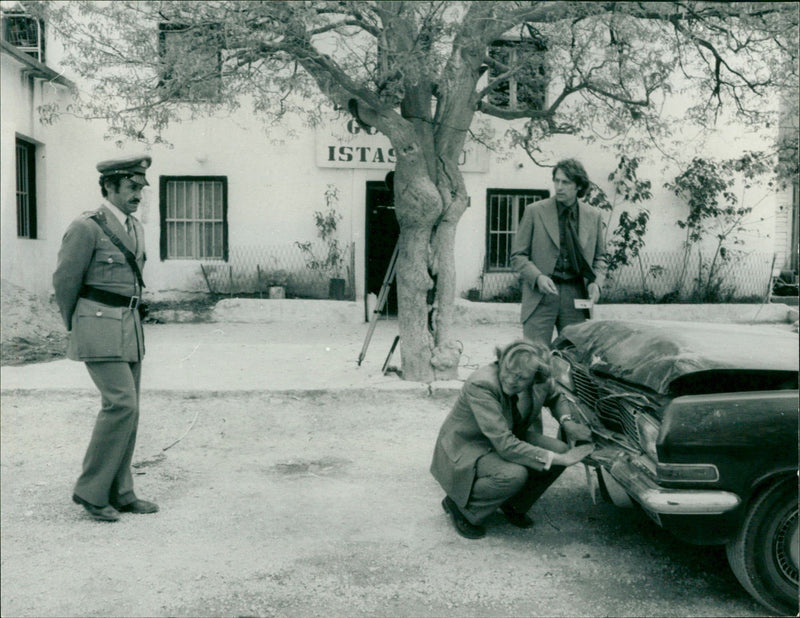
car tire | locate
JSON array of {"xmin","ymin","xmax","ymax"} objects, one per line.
[{"xmin": 725, "ymin": 478, "xmax": 798, "ymax": 615}]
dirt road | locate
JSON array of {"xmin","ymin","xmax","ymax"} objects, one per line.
[{"xmin": 1, "ymin": 386, "xmax": 766, "ymax": 617}]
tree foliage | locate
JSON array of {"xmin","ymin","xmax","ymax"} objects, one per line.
[
  {"xmin": 29, "ymin": 0, "xmax": 799, "ymax": 381},
  {"xmin": 296, "ymin": 185, "xmax": 349, "ymax": 278},
  {"xmin": 665, "ymin": 152, "xmax": 774, "ymax": 300}
]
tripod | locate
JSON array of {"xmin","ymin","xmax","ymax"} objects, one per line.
[{"xmin": 357, "ymin": 242, "xmax": 399, "ymax": 366}]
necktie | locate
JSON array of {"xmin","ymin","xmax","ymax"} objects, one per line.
[
  {"xmin": 126, "ymin": 217, "xmax": 137, "ymax": 253},
  {"xmin": 559, "ymin": 203, "xmax": 596, "ymax": 283}
]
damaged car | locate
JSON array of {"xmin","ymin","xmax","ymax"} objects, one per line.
[{"xmin": 551, "ymin": 320, "xmax": 798, "ymax": 615}]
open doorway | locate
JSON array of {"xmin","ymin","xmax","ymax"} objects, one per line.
[{"xmin": 365, "ymin": 180, "xmax": 399, "ymax": 320}]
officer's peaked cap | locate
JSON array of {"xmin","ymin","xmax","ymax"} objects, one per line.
[{"xmin": 96, "ymin": 155, "xmax": 152, "ymax": 186}]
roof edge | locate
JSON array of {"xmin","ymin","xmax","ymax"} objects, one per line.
[{"xmin": 0, "ymin": 39, "xmax": 74, "ymax": 88}]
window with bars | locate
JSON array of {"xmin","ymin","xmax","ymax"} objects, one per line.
[
  {"xmin": 486, "ymin": 36, "xmax": 547, "ymax": 111},
  {"xmin": 159, "ymin": 177, "xmax": 227, "ymax": 260},
  {"xmin": 485, "ymin": 189, "xmax": 549, "ymax": 271},
  {"xmin": 791, "ymin": 181, "xmax": 799, "ymax": 271},
  {"xmin": 1, "ymin": 9, "xmax": 45, "ymax": 63},
  {"xmin": 15, "ymin": 137, "xmax": 37, "ymax": 239}
]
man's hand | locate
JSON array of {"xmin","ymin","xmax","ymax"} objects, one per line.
[
  {"xmin": 587, "ymin": 282, "xmax": 601, "ymax": 303},
  {"xmin": 537, "ymin": 274, "xmax": 559, "ymax": 295},
  {"xmin": 562, "ymin": 419, "xmax": 592, "ymax": 444},
  {"xmin": 551, "ymin": 443, "xmax": 594, "ymax": 468}
]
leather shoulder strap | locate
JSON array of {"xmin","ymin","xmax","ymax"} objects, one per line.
[{"xmin": 89, "ymin": 213, "xmax": 145, "ymax": 288}]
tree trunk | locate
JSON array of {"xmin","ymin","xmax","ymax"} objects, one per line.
[
  {"xmin": 390, "ymin": 141, "xmax": 471, "ymax": 382},
  {"xmin": 429, "ymin": 218, "xmax": 461, "ymax": 380},
  {"xmin": 345, "ymin": 79, "xmax": 473, "ymax": 381},
  {"xmin": 395, "ymin": 224, "xmax": 435, "ymax": 382},
  {"xmin": 393, "ymin": 164, "xmax": 442, "ymax": 383}
]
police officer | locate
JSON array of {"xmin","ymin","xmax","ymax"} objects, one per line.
[{"xmin": 53, "ymin": 155, "xmax": 158, "ymax": 522}]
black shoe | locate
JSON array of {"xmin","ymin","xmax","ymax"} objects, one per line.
[
  {"xmin": 501, "ymin": 505, "xmax": 534, "ymax": 529},
  {"xmin": 72, "ymin": 494, "xmax": 120, "ymax": 522},
  {"xmin": 113, "ymin": 499, "xmax": 159, "ymax": 514},
  {"xmin": 441, "ymin": 496, "xmax": 485, "ymax": 539}
]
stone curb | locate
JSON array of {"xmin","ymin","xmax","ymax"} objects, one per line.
[{"xmin": 208, "ymin": 297, "xmax": 796, "ymax": 325}]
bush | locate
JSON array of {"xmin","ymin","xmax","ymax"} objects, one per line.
[
  {"xmin": 490, "ymin": 284, "xmax": 522, "ymax": 303},
  {"xmin": 465, "ymin": 288, "xmax": 481, "ymax": 302}
]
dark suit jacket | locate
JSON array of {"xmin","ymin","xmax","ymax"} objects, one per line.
[
  {"xmin": 510, "ymin": 197, "xmax": 608, "ymax": 323},
  {"xmin": 53, "ymin": 204, "xmax": 145, "ymax": 362},
  {"xmin": 430, "ymin": 363, "xmax": 572, "ymax": 509}
]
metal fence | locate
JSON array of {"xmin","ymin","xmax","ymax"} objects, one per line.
[
  {"xmin": 191, "ymin": 244, "xmax": 772, "ymax": 303},
  {"xmin": 197, "ymin": 242, "xmax": 356, "ymax": 299},
  {"xmin": 603, "ymin": 250, "xmax": 773, "ymax": 301},
  {"xmin": 475, "ymin": 251, "xmax": 774, "ymax": 303}
]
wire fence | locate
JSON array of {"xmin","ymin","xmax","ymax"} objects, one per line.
[
  {"xmin": 475, "ymin": 251, "xmax": 775, "ymax": 303},
  {"xmin": 191, "ymin": 244, "xmax": 772, "ymax": 304},
  {"xmin": 196, "ymin": 242, "xmax": 356, "ymax": 300}
]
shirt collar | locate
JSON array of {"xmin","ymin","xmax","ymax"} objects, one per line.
[
  {"xmin": 557, "ymin": 199, "xmax": 578, "ymax": 220},
  {"xmin": 556, "ymin": 202, "xmax": 578, "ymax": 225},
  {"xmin": 103, "ymin": 199, "xmax": 128, "ymax": 226}
]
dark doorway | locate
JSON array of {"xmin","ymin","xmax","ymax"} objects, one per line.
[{"xmin": 365, "ymin": 181, "xmax": 399, "ymax": 319}]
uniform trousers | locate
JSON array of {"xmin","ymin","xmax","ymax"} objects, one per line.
[
  {"xmin": 463, "ymin": 433, "xmax": 568, "ymax": 525},
  {"xmin": 523, "ymin": 279, "xmax": 588, "ymax": 344},
  {"xmin": 74, "ymin": 361, "xmax": 141, "ymax": 508}
]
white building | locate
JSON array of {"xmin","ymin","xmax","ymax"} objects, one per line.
[{"xmin": 2, "ymin": 4, "xmax": 796, "ymax": 317}]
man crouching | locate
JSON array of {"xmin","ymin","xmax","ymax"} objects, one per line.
[{"xmin": 431, "ymin": 340, "xmax": 593, "ymax": 539}]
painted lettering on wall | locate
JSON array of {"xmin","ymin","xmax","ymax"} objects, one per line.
[
  {"xmin": 315, "ymin": 112, "xmax": 488, "ymax": 172},
  {"xmin": 346, "ymin": 118, "xmax": 378, "ymax": 136},
  {"xmin": 327, "ymin": 145, "xmax": 397, "ymax": 164}
]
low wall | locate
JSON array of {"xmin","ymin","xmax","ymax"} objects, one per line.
[
  {"xmin": 210, "ymin": 297, "xmax": 796, "ymax": 325},
  {"xmin": 212, "ymin": 298, "xmax": 362, "ymax": 324},
  {"xmin": 453, "ymin": 299, "xmax": 795, "ymax": 325}
]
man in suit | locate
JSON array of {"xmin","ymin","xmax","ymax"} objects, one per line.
[
  {"xmin": 511, "ymin": 158, "xmax": 608, "ymax": 344},
  {"xmin": 53, "ymin": 155, "xmax": 158, "ymax": 522},
  {"xmin": 431, "ymin": 340, "xmax": 593, "ymax": 539}
]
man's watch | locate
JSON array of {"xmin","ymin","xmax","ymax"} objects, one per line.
[{"xmin": 559, "ymin": 415, "xmax": 573, "ymax": 424}]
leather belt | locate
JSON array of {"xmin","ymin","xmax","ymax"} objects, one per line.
[
  {"xmin": 551, "ymin": 274, "xmax": 583, "ymax": 284},
  {"xmin": 80, "ymin": 285, "xmax": 140, "ymax": 310}
]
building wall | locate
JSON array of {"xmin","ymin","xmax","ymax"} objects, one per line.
[
  {"xmin": 0, "ymin": 51, "xmax": 86, "ymax": 297},
  {"xmin": 0, "ymin": 24, "xmax": 790, "ymax": 306},
  {"xmin": 119, "ymin": 109, "xmax": 783, "ymax": 302}
]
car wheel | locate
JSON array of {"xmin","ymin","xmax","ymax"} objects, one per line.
[{"xmin": 725, "ymin": 478, "xmax": 798, "ymax": 615}]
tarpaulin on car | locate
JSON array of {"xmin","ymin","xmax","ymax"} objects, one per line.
[{"xmin": 557, "ymin": 320, "xmax": 799, "ymax": 394}]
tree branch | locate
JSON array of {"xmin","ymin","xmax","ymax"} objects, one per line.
[
  {"xmin": 669, "ymin": 15, "xmax": 769, "ymax": 100},
  {"xmin": 307, "ymin": 18, "xmax": 378, "ymax": 38},
  {"xmin": 477, "ymin": 100, "xmax": 552, "ymax": 121}
]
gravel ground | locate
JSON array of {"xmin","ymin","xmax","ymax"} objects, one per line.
[
  {"xmin": 0, "ymin": 281, "xmax": 784, "ymax": 616},
  {"xmin": 1, "ymin": 386, "xmax": 767, "ymax": 617}
]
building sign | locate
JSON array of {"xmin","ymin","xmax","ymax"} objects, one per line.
[{"xmin": 316, "ymin": 114, "xmax": 488, "ymax": 173}]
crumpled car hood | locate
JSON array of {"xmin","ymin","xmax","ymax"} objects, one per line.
[{"xmin": 557, "ymin": 320, "xmax": 799, "ymax": 394}]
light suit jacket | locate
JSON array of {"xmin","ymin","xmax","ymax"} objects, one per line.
[
  {"xmin": 430, "ymin": 363, "xmax": 573, "ymax": 509},
  {"xmin": 510, "ymin": 197, "xmax": 608, "ymax": 323},
  {"xmin": 53, "ymin": 205, "xmax": 146, "ymax": 362}
]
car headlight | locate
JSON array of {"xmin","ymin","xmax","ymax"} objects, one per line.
[
  {"xmin": 656, "ymin": 463, "xmax": 720, "ymax": 482},
  {"xmin": 636, "ymin": 413, "xmax": 660, "ymax": 461},
  {"xmin": 550, "ymin": 355, "xmax": 573, "ymax": 390}
]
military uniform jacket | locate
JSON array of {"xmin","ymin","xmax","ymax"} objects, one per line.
[
  {"xmin": 510, "ymin": 197, "xmax": 608, "ymax": 323},
  {"xmin": 53, "ymin": 205, "xmax": 145, "ymax": 362},
  {"xmin": 430, "ymin": 363, "xmax": 571, "ymax": 509}
]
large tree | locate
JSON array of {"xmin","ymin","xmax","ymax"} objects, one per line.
[{"xmin": 32, "ymin": 1, "xmax": 798, "ymax": 382}]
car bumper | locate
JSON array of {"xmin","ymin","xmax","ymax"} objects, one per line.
[{"xmin": 589, "ymin": 445, "xmax": 741, "ymax": 516}]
